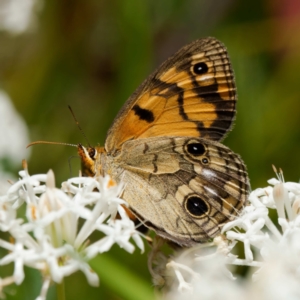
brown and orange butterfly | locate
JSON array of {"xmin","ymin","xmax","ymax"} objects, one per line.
[{"xmin": 79, "ymin": 37, "xmax": 250, "ymax": 247}]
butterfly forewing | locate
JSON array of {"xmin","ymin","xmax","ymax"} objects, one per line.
[{"xmin": 105, "ymin": 38, "xmax": 236, "ymax": 153}]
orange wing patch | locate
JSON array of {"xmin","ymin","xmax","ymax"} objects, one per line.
[{"xmin": 105, "ymin": 38, "xmax": 236, "ymax": 153}]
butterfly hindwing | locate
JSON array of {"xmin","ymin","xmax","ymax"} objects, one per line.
[{"xmin": 109, "ymin": 136, "xmax": 248, "ymax": 246}]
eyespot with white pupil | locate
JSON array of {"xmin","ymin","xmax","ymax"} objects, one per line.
[
  {"xmin": 185, "ymin": 195, "xmax": 208, "ymax": 217},
  {"xmin": 187, "ymin": 143, "xmax": 206, "ymax": 156},
  {"xmin": 193, "ymin": 62, "xmax": 208, "ymax": 75},
  {"xmin": 201, "ymin": 157, "xmax": 209, "ymax": 165}
]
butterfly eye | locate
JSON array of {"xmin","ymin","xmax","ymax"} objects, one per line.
[
  {"xmin": 193, "ymin": 62, "xmax": 208, "ymax": 75},
  {"xmin": 185, "ymin": 195, "xmax": 208, "ymax": 217},
  {"xmin": 88, "ymin": 147, "xmax": 96, "ymax": 160},
  {"xmin": 187, "ymin": 143, "xmax": 206, "ymax": 156}
]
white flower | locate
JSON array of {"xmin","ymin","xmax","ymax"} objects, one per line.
[
  {"xmin": 0, "ymin": 167, "xmax": 144, "ymax": 299},
  {"xmin": 165, "ymin": 251, "xmax": 245, "ymax": 300}
]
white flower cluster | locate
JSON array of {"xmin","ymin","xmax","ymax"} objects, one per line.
[
  {"xmin": 166, "ymin": 168, "xmax": 300, "ymax": 300},
  {"xmin": 0, "ymin": 166, "xmax": 144, "ymax": 300}
]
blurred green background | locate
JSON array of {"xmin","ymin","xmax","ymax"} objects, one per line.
[{"xmin": 1, "ymin": 0, "xmax": 300, "ymax": 299}]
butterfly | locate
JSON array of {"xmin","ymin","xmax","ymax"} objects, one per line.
[{"xmin": 78, "ymin": 37, "xmax": 250, "ymax": 247}]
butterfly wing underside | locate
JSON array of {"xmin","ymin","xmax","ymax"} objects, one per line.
[
  {"xmin": 105, "ymin": 37, "xmax": 236, "ymax": 153},
  {"xmin": 111, "ymin": 137, "xmax": 248, "ymax": 246}
]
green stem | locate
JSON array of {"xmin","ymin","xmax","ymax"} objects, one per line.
[{"xmin": 56, "ymin": 280, "xmax": 65, "ymax": 300}]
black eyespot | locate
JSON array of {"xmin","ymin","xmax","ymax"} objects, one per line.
[
  {"xmin": 202, "ymin": 157, "xmax": 209, "ymax": 164},
  {"xmin": 185, "ymin": 196, "xmax": 208, "ymax": 217},
  {"xmin": 193, "ymin": 62, "xmax": 208, "ymax": 75},
  {"xmin": 187, "ymin": 143, "xmax": 206, "ymax": 156}
]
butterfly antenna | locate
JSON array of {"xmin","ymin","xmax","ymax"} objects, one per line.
[
  {"xmin": 27, "ymin": 141, "xmax": 77, "ymax": 148},
  {"xmin": 27, "ymin": 141, "xmax": 81, "ymax": 177},
  {"xmin": 68, "ymin": 105, "xmax": 91, "ymax": 147}
]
